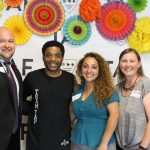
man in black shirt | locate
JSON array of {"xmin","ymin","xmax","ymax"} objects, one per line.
[{"xmin": 23, "ymin": 40, "xmax": 75, "ymax": 150}]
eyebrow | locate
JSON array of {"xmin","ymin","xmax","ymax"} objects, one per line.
[{"xmin": 0, "ymin": 39, "xmax": 15, "ymax": 42}]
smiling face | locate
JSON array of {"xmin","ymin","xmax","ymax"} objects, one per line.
[
  {"xmin": 43, "ymin": 46, "xmax": 63, "ymax": 76},
  {"xmin": 119, "ymin": 52, "xmax": 141, "ymax": 78},
  {"xmin": 81, "ymin": 56, "xmax": 99, "ymax": 84},
  {"xmin": 0, "ymin": 27, "xmax": 15, "ymax": 61}
]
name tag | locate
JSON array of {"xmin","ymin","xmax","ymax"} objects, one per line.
[
  {"xmin": 131, "ymin": 90, "xmax": 141, "ymax": 98},
  {"xmin": 72, "ymin": 93, "xmax": 82, "ymax": 102},
  {"xmin": 0, "ymin": 66, "xmax": 5, "ymax": 73}
]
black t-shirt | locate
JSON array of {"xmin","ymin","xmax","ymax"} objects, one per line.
[{"xmin": 23, "ymin": 69, "xmax": 74, "ymax": 150}]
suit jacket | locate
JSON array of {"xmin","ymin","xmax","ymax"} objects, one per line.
[{"xmin": 0, "ymin": 60, "xmax": 22, "ymax": 150}]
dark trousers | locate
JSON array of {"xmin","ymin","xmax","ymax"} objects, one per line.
[{"xmin": 7, "ymin": 129, "xmax": 20, "ymax": 150}]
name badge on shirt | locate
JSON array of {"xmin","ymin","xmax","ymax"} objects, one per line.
[
  {"xmin": 130, "ymin": 90, "xmax": 141, "ymax": 98},
  {"xmin": 0, "ymin": 66, "xmax": 5, "ymax": 73},
  {"xmin": 72, "ymin": 93, "xmax": 82, "ymax": 102}
]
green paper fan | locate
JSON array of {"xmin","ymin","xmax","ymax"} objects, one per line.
[
  {"xmin": 63, "ymin": 15, "xmax": 91, "ymax": 45},
  {"xmin": 128, "ymin": 0, "xmax": 147, "ymax": 12}
]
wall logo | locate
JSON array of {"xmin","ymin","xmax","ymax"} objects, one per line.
[
  {"xmin": 61, "ymin": 59, "xmax": 77, "ymax": 73},
  {"xmin": 116, "ymin": 39, "xmax": 126, "ymax": 46},
  {"xmin": 60, "ymin": 0, "xmax": 78, "ymax": 13}
]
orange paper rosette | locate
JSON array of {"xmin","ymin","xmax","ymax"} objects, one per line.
[
  {"xmin": 24, "ymin": 0, "xmax": 64, "ymax": 35},
  {"xmin": 5, "ymin": 0, "xmax": 23, "ymax": 7},
  {"xmin": 96, "ymin": 1, "xmax": 136, "ymax": 40},
  {"xmin": 79, "ymin": 0, "xmax": 101, "ymax": 22}
]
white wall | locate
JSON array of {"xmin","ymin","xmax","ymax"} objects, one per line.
[{"xmin": 0, "ymin": 0, "xmax": 150, "ymax": 149}]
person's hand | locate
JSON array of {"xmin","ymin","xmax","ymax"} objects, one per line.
[
  {"xmin": 97, "ymin": 143, "xmax": 108, "ymax": 150},
  {"xmin": 136, "ymin": 146, "xmax": 148, "ymax": 150}
]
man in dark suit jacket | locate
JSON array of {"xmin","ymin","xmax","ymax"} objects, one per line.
[{"xmin": 0, "ymin": 27, "xmax": 22, "ymax": 150}]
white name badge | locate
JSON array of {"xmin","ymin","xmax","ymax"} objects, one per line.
[
  {"xmin": 72, "ymin": 93, "xmax": 82, "ymax": 102},
  {"xmin": 0, "ymin": 66, "xmax": 5, "ymax": 73},
  {"xmin": 130, "ymin": 90, "xmax": 141, "ymax": 99}
]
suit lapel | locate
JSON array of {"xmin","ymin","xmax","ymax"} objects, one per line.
[
  {"xmin": 0, "ymin": 60, "xmax": 22, "ymax": 114},
  {"xmin": 0, "ymin": 63, "xmax": 15, "ymax": 108},
  {"xmin": 11, "ymin": 60, "xmax": 22, "ymax": 114}
]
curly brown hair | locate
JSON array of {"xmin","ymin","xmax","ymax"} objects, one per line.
[{"xmin": 76, "ymin": 52, "xmax": 114, "ymax": 106}]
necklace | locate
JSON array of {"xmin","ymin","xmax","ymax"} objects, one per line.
[{"xmin": 122, "ymin": 75, "xmax": 139, "ymax": 92}]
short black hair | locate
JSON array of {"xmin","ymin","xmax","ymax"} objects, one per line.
[{"xmin": 42, "ymin": 40, "xmax": 65, "ymax": 56}]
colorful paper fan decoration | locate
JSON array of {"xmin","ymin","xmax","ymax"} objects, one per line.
[
  {"xmin": 63, "ymin": 15, "xmax": 91, "ymax": 45},
  {"xmin": 96, "ymin": 1, "xmax": 136, "ymax": 41},
  {"xmin": 79, "ymin": 0, "xmax": 101, "ymax": 22},
  {"xmin": 4, "ymin": 0, "xmax": 23, "ymax": 7},
  {"xmin": 127, "ymin": 0, "xmax": 147, "ymax": 12},
  {"xmin": 24, "ymin": 0, "xmax": 64, "ymax": 35},
  {"xmin": 0, "ymin": 0, "xmax": 6, "ymax": 11},
  {"xmin": 0, "ymin": 0, "xmax": 6, "ymax": 17},
  {"xmin": 127, "ymin": 17, "xmax": 150, "ymax": 54},
  {"xmin": 3, "ymin": 15, "xmax": 32, "ymax": 45}
]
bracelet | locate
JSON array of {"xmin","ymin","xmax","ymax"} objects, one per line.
[{"xmin": 139, "ymin": 145, "xmax": 148, "ymax": 150}]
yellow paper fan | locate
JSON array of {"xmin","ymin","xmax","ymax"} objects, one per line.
[
  {"xmin": 3, "ymin": 15, "xmax": 32, "ymax": 45},
  {"xmin": 127, "ymin": 17, "xmax": 150, "ymax": 54},
  {"xmin": 0, "ymin": 0, "xmax": 6, "ymax": 11},
  {"xmin": 135, "ymin": 17, "xmax": 150, "ymax": 33}
]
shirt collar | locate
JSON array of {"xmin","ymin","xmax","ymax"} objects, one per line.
[{"xmin": 0, "ymin": 57, "xmax": 12, "ymax": 65}]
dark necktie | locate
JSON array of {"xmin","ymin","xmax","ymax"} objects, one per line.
[{"xmin": 4, "ymin": 61, "xmax": 19, "ymax": 133}]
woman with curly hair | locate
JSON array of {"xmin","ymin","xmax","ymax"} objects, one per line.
[{"xmin": 71, "ymin": 52, "xmax": 120, "ymax": 150}]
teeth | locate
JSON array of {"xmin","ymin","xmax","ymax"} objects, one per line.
[
  {"xmin": 125, "ymin": 68, "xmax": 132, "ymax": 71},
  {"xmin": 86, "ymin": 75, "xmax": 93, "ymax": 77},
  {"xmin": 50, "ymin": 63, "xmax": 56, "ymax": 66}
]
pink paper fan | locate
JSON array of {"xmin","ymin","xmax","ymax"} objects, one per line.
[{"xmin": 96, "ymin": 1, "xmax": 136, "ymax": 40}]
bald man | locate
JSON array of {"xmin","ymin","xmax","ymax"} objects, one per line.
[{"xmin": 0, "ymin": 27, "xmax": 22, "ymax": 150}]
